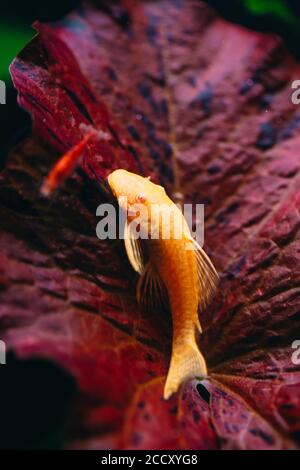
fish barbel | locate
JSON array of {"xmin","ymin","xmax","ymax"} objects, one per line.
[{"xmin": 108, "ymin": 169, "xmax": 218, "ymax": 399}]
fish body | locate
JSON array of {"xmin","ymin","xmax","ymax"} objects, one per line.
[{"xmin": 108, "ymin": 169, "xmax": 218, "ymax": 399}]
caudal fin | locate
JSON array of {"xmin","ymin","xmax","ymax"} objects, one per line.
[{"xmin": 163, "ymin": 343, "xmax": 207, "ymax": 400}]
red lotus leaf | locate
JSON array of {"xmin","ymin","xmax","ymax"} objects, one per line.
[{"xmin": 0, "ymin": 0, "xmax": 299, "ymax": 449}]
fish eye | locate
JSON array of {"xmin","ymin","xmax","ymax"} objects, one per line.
[{"xmin": 135, "ymin": 193, "xmax": 147, "ymax": 203}]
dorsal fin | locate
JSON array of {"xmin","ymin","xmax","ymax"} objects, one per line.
[{"xmin": 187, "ymin": 237, "xmax": 219, "ymax": 330}]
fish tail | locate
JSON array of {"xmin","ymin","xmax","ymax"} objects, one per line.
[{"xmin": 163, "ymin": 340, "xmax": 207, "ymax": 400}]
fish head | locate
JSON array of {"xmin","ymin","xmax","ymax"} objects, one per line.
[
  {"xmin": 107, "ymin": 169, "xmax": 169, "ymax": 215},
  {"xmin": 107, "ymin": 169, "xmax": 189, "ymax": 240}
]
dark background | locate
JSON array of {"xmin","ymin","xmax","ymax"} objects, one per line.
[{"xmin": 1, "ymin": 0, "xmax": 300, "ymax": 449}]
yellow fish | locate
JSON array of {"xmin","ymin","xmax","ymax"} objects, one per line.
[{"xmin": 108, "ymin": 169, "xmax": 218, "ymax": 399}]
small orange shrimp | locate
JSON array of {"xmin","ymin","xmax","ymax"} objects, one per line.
[{"xmin": 40, "ymin": 125, "xmax": 110, "ymax": 197}]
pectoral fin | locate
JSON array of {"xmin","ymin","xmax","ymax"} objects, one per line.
[
  {"xmin": 124, "ymin": 221, "xmax": 167, "ymax": 312},
  {"xmin": 124, "ymin": 220, "xmax": 145, "ymax": 274}
]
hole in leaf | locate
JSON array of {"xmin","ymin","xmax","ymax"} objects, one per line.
[{"xmin": 196, "ymin": 383, "xmax": 211, "ymax": 404}]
